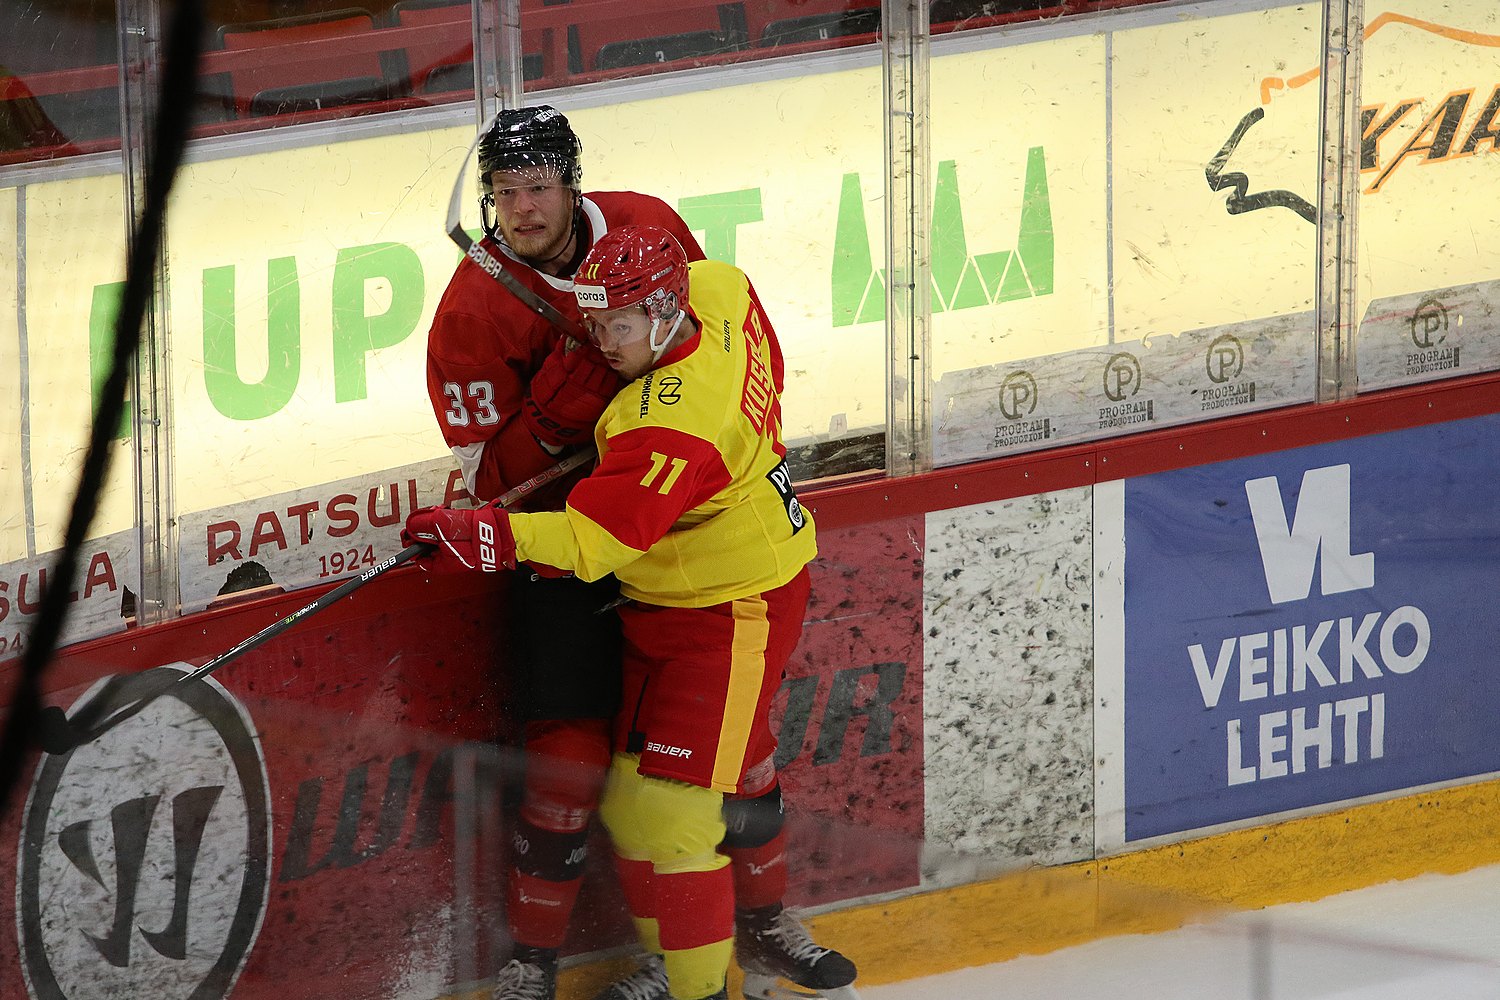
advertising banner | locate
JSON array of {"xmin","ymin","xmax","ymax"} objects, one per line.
[
  {"xmin": 3, "ymin": 570, "xmax": 512, "ymax": 1000},
  {"xmin": 174, "ymin": 457, "xmax": 467, "ymax": 613},
  {"xmin": 0, "ymin": 505, "xmax": 924, "ymax": 999},
  {"xmin": 0, "ymin": 531, "xmax": 137, "ymax": 657},
  {"xmin": 934, "ymin": 310, "xmax": 1315, "ymax": 462},
  {"xmin": 10, "ymin": 1, "xmax": 1500, "ymax": 578},
  {"xmin": 1122, "ymin": 412, "xmax": 1500, "ymax": 841}
]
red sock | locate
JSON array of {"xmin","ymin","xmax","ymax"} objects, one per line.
[
  {"xmin": 613, "ymin": 854, "xmax": 657, "ymax": 922},
  {"xmin": 725, "ymin": 827, "xmax": 787, "ymax": 910},
  {"xmin": 507, "ymin": 865, "xmax": 585, "ymax": 949}
]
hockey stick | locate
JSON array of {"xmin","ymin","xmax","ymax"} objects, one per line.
[
  {"xmin": 0, "ymin": 0, "xmax": 202, "ymax": 811},
  {"xmin": 444, "ymin": 114, "xmax": 589, "ymax": 346},
  {"xmin": 34, "ymin": 448, "xmax": 594, "ymax": 755}
]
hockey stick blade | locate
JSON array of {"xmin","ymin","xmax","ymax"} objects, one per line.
[
  {"xmin": 36, "ymin": 706, "xmax": 80, "ymax": 756},
  {"xmin": 36, "ymin": 542, "xmax": 429, "ymax": 754}
]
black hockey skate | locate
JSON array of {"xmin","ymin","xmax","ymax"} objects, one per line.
[
  {"xmin": 592, "ymin": 954, "xmax": 669, "ymax": 1000},
  {"xmin": 736, "ymin": 905, "xmax": 861, "ymax": 1000},
  {"xmin": 492, "ymin": 949, "xmax": 558, "ymax": 1000}
]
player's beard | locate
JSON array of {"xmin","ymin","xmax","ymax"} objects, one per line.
[{"xmin": 506, "ymin": 221, "xmax": 569, "ymax": 262}]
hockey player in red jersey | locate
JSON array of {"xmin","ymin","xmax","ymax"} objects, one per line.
[
  {"xmin": 410, "ymin": 227, "xmax": 860, "ymax": 1000},
  {"xmin": 421, "ymin": 111, "xmax": 856, "ymax": 1000},
  {"xmin": 425, "ymin": 104, "xmax": 701, "ymax": 1000}
]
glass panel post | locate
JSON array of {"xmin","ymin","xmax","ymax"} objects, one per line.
[
  {"xmin": 1316, "ymin": 0, "xmax": 1364, "ymax": 403},
  {"xmin": 492, "ymin": 0, "xmax": 524, "ymax": 112},
  {"xmin": 118, "ymin": 0, "xmax": 178, "ymax": 624},
  {"xmin": 473, "ymin": 0, "xmax": 506, "ymax": 124},
  {"xmin": 882, "ymin": 0, "xmax": 932, "ymax": 478}
]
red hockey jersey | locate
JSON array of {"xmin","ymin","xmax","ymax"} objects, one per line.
[{"xmin": 425, "ymin": 192, "xmax": 704, "ymax": 506}]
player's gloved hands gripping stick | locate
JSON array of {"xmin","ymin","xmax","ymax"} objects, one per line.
[{"xmin": 403, "ymin": 505, "xmax": 518, "ymax": 572}]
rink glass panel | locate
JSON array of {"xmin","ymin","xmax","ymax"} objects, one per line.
[
  {"xmin": 1349, "ymin": 0, "xmax": 1500, "ymax": 394},
  {"xmin": 6, "ymin": 0, "xmax": 1500, "ymax": 635},
  {"xmin": 928, "ymin": 0, "xmax": 1324, "ymax": 467}
]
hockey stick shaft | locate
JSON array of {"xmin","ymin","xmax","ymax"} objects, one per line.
[
  {"xmin": 65, "ymin": 542, "xmax": 429, "ymax": 744},
  {"xmin": 42, "ymin": 449, "xmax": 594, "ymax": 751}
]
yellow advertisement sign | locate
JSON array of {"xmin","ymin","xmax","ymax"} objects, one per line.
[
  {"xmin": 6, "ymin": 0, "xmax": 1500, "ymax": 571},
  {"xmin": 928, "ymin": 32, "xmax": 1110, "ymax": 376},
  {"xmin": 9, "ymin": 172, "xmax": 133, "ymax": 563}
]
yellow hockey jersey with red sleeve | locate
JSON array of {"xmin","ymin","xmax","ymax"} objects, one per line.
[
  {"xmin": 506, "ymin": 259, "xmax": 816, "ymax": 607},
  {"xmin": 424, "ymin": 192, "xmax": 704, "ymax": 507}
]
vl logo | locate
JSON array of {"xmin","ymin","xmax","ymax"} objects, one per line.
[
  {"xmin": 18, "ymin": 667, "xmax": 271, "ymax": 1000},
  {"xmin": 1245, "ymin": 463, "xmax": 1374, "ymax": 605}
]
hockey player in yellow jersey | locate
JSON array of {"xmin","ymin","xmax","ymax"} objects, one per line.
[{"xmin": 405, "ymin": 226, "xmax": 859, "ymax": 1000}]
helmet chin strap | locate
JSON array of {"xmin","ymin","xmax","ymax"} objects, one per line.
[{"xmin": 649, "ymin": 310, "xmax": 686, "ymax": 361}]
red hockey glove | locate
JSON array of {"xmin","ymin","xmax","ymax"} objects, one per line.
[
  {"xmin": 521, "ymin": 337, "xmax": 622, "ymax": 449},
  {"xmin": 402, "ymin": 505, "xmax": 516, "ymax": 573}
]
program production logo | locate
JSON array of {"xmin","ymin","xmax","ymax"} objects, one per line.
[{"xmin": 17, "ymin": 667, "xmax": 271, "ymax": 1000}]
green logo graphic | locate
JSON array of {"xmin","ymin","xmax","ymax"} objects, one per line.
[
  {"xmin": 89, "ymin": 244, "xmax": 429, "ymax": 423},
  {"xmin": 88, "ymin": 282, "xmax": 130, "ymax": 440},
  {"xmin": 678, "ymin": 188, "xmax": 763, "ymax": 263},
  {"xmin": 77, "ymin": 157, "xmax": 1050, "ymax": 428},
  {"xmin": 833, "ymin": 147, "xmax": 1054, "ymax": 326}
]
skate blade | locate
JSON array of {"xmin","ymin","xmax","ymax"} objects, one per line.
[{"xmin": 741, "ymin": 972, "xmax": 861, "ymax": 1000}]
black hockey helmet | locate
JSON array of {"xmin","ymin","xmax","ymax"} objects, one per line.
[{"xmin": 477, "ymin": 105, "xmax": 583, "ymax": 190}]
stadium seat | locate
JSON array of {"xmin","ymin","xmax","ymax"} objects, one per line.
[
  {"xmin": 390, "ymin": 0, "xmax": 473, "ymax": 92},
  {"xmin": 743, "ymin": 0, "xmax": 881, "ymax": 48},
  {"xmin": 247, "ymin": 76, "xmax": 390, "ymax": 116},
  {"xmin": 215, "ymin": 8, "xmax": 390, "ymax": 118},
  {"xmin": 572, "ymin": 2, "xmax": 748, "ymax": 73},
  {"xmin": 930, "ymin": 0, "xmax": 1063, "ymax": 31},
  {"xmin": 2, "ymin": 0, "xmax": 121, "ymax": 148},
  {"xmin": 391, "ymin": 0, "xmax": 555, "ymax": 94}
]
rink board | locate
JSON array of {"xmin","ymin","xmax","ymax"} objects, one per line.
[
  {"xmin": 4, "ymin": 385, "xmax": 1500, "ymax": 1000},
  {"xmin": 0, "ymin": 515, "xmax": 924, "ymax": 1000},
  {"xmin": 6, "ymin": 0, "xmax": 1500, "ymax": 995}
]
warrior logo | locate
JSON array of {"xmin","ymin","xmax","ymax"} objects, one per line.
[{"xmin": 17, "ymin": 667, "xmax": 271, "ymax": 1000}]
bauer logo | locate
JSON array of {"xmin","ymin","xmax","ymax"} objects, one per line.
[
  {"xmin": 17, "ymin": 667, "xmax": 271, "ymax": 1000},
  {"xmin": 1122, "ymin": 417, "xmax": 1500, "ymax": 841},
  {"xmin": 574, "ymin": 284, "xmax": 608, "ymax": 309}
]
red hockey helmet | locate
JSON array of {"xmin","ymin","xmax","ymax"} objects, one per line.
[{"xmin": 573, "ymin": 225, "xmax": 690, "ymax": 325}]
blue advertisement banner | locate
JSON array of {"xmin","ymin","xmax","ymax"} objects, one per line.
[{"xmin": 1123, "ymin": 412, "xmax": 1500, "ymax": 841}]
